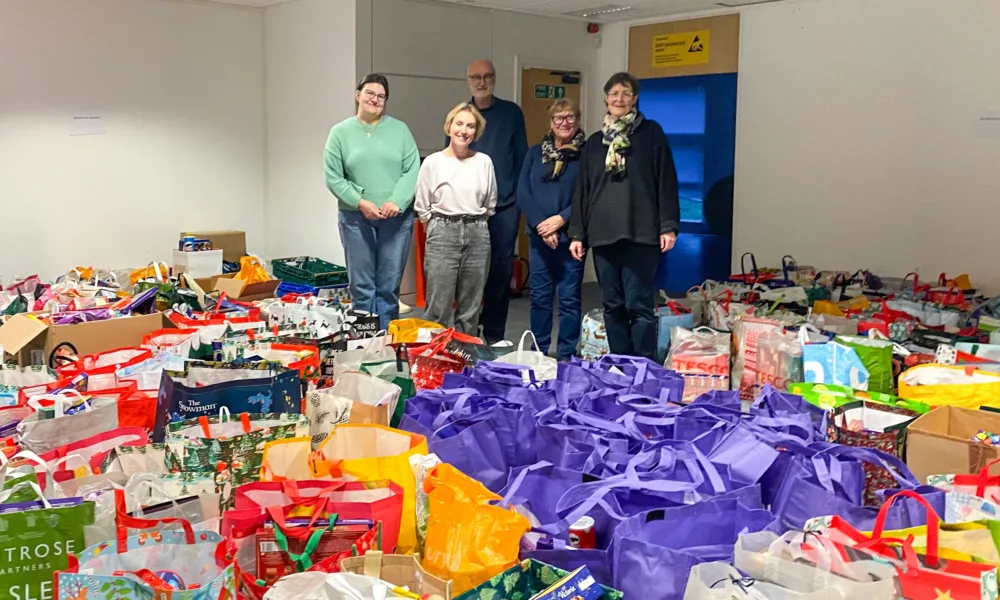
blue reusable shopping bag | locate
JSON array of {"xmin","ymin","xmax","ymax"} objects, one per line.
[
  {"xmin": 656, "ymin": 302, "xmax": 695, "ymax": 362},
  {"xmin": 801, "ymin": 341, "xmax": 870, "ymax": 390}
]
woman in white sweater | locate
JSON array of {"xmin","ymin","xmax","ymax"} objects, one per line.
[{"xmin": 414, "ymin": 103, "xmax": 498, "ymax": 335}]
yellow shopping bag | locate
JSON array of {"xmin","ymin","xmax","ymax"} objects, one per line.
[
  {"xmin": 422, "ymin": 464, "xmax": 529, "ymax": 594},
  {"xmin": 259, "ymin": 436, "xmax": 315, "ymax": 482},
  {"xmin": 237, "ymin": 256, "xmax": 271, "ymax": 284},
  {"xmin": 388, "ymin": 318, "xmax": 445, "ymax": 344},
  {"xmin": 898, "ymin": 364, "xmax": 1000, "ymax": 409},
  {"xmin": 812, "ymin": 300, "xmax": 845, "ymax": 317},
  {"xmin": 310, "ymin": 424, "xmax": 428, "ymax": 554}
]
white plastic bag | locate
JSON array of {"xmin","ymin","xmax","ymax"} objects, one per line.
[{"xmin": 496, "ymin": 331, "xmax": 558, "ymax": 381}]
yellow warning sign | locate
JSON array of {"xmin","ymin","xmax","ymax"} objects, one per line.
[{"xmin": 652, "ymin": 30, "xmax": 711, "ymax": 68}]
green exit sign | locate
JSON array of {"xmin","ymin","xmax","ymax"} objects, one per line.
[{"xmin": 533, "ymin": 84, "xmax": 567, "ymax": 99}]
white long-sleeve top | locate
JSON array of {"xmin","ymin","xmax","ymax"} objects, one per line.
[{"xmin": 414, "ymin": 151, "xmax": 498, "ymax": 222}]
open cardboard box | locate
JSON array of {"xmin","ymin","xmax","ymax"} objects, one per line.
[
  {"xmin": 0, "ymin": 312, "xmax": 167, "ymax": 366},
  {"xmin": 179, "ymin": 230, "xmax": 246, "ymax": 262},
  {"xmin": 906, "ymin": 405, "xmax": 1000, "ymax": 483},
  {"xmin": 192, "ymin": 273, "xmax": 279, "ymax": 302}
]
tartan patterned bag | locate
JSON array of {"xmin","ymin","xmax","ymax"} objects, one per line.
[{"xmin": 828, "ymin": 399, "xmax": 921, "ymax": 505}]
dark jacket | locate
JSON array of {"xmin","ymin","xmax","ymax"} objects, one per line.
[
  {"xmin": 567, "ymin": 118, "xmax": 679, "ymax": 248},
  {"xmin": 516, "ymin": 144, "xmax": 582, "ymax": 243}
]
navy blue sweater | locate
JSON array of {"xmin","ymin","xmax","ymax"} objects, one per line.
[
  {"xmin": 446, "ymin": 97, "xmax": 527, "ymax": 208},
  {"xmin": 516, "ymin": 144, "xmax": 581, "ymax": 242}
]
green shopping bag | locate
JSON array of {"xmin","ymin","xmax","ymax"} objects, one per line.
[
  {"xmin": 454, "ymin": 560, "xmax": 623, "ymax": 600},
  {"xmin": 360, "ymin": 353, "xmax": 416, "ymax": 428},
  {"xmin": 835, "ymin": 333, "xmax": 895, "ymax": 394},
  {"xmin": 0, "ymin": 486, "xmax": 94, "ymax": 600},
  {"xmin": 788, "ymin": 381, "xmax": 930, "ymax": 413}
]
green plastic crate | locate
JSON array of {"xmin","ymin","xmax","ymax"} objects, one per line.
[{"xmin": 272, "ymin": 256, "xmax": 347, "ymax": 287}]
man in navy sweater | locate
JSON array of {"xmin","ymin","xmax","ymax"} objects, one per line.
[{"xmin": 446, "ymin": 59, "xmax": 528, "ymax": 343}]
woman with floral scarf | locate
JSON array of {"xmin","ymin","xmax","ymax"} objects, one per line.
[
  {"xmin": 567, "ymin": 72, "xmax": 680, "ymax": 360},
  {"xmin": 515, "ymin": 98, "xmax": 587, "ymax": 361}
]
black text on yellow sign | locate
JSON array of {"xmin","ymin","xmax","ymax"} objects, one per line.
[{"xmin": 652, "ymin": 30, "xmax": 711, "ymax": 68}]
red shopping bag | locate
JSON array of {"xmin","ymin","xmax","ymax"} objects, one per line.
[
  {"xmin": 168, "ymin": 307, "xmax": 263, "ymax": 328},
  {"xmin": 820, "ymin": 490, "xmax": 996, "ymax": 600},
  {"xmin": 55, "ymin": 347, "xmax": 152, "ymax": 390},
  {"xmin": 407, "ymin": 329, "xmax": 469, "ymax": 390},
  {"xmin": 223, "ymin": 479, "xmax": 404, "ymax": 553},
  {"xmin": 728, "ymin": 252, "xmax": 776, "ymax": 285}
]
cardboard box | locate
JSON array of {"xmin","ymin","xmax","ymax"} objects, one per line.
[
  {"xmin": 172, "ymin": 249, "xmax": 223, "ymax": 279},
  {"xmin": 191, "ymin": 273, "xmax": 279, "ymax": 302},
  {"xmin": 178, "ymin": 230, "xmax": 246, "ymax": 262},
  {"xmin": 0, "ymin": 312, "xmax": 167, "ymax": 366},
  {"xmin": 906, "ymin": 405, "xmax": 1000, "ymax": 483}
]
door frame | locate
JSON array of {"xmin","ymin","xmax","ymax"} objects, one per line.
[{"xmin": 513, "ymin": 55, "xmax": 591, "ymax": 127}]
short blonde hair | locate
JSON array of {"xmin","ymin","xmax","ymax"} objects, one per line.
[
  {"xmin": 548, "ymin": 98, "xmax": 581, "ymax": 120},
  {"xmin": 443, "ymin": 103, "xmax": 486, "ymax": 142}
]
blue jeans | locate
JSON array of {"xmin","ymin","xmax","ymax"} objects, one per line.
[
  {"xmin": 592, "ymin": 240, "xmax": 660, "ymax": 360},
  {"xmin": 529, "ymin": 234, "xmax": 584, "ymax": 360},
  {"xmin": 480, "ymin": 202, "xmax": 521, "ymax": 342},
  {"xmin": 338, "ymin": 208, "xmax": 414, "ymax": 330}
]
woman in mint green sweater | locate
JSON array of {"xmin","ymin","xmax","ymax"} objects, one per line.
[{"xmin": 324, "ymin": 74, "xmax": 420, "ymax": 329}]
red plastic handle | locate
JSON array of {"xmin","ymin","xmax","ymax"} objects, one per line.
[{"xmin": 871, "ymin": 490, "xmax": 939, "ymax": 567}]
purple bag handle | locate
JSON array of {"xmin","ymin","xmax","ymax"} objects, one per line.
[
  {"xmin": 429, "ymin": 394, "xmax": 505, "ymax": 430},
  {"xmin": 554, "ymin": 471, "xmax": 707, "ymax": 530},
  {"xmin": 818, "ymin": 444, "xmax": 920, "ymax": 488},
  {"xmin": 627, "ymin": 441, "xmax": 727, "ymax": 495}
]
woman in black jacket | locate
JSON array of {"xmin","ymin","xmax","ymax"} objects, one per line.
[{"xmin": 568, "ymin": 72, "xmax": 679, "ymax": 360}]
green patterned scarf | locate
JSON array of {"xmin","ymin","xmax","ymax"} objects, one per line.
[{"xmin": 601, "ymin": 110, "xmax": 641, "ymax": 174}]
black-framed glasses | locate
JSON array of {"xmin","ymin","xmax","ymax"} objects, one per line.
[
  {"xmin": 362, "ymin": 89, "xmax": 387, "ymax": 103},
  {"xmin": 468, "ymin": 73, "xmax": 496, "ymax": 83},
  {"xmin": 552, "ymin": 115, "xmax": 579, "ymax": 125}
]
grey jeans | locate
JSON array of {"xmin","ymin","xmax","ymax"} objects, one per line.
[{"xmin": 423, "ymin": 217, "xmax": 491, "ymax": 336}]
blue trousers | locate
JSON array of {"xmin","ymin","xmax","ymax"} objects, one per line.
[
  {"xmin": 480, "ymin": 202, "xmax": 521, "ymax": 342},
  {"xmin": 529, "ymin": 234, "xmax": 584, "ymax": 360},
  {"xmin": 338, "ymin": 208, "xmax": 414, "ymax": 330},
  {"xmin": 592, "ymin": 240, "xmax": 660, "ymax": 360}
]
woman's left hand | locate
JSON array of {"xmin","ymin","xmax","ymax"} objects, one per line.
[
  {"xmin": 543, "ymin": 233, "xmax": 559, "ymax": 249},
  {"xmin": 380, "ymin": 202, "xmax": 401, "ymax": 218},
  {"xmin": 660, "ymin": 233, "xmax": 677, "ymax": 253},
  {"xmin": 536, "ymin": 215, "xmax": 566, "ymax": 237}
]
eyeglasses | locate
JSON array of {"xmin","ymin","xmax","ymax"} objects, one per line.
[
  {"xmin": 362, "ymin": 89, "xmax": 387, "ymax": 103},
  {"xmin": 608, "ymin": 91, "xmax": 635, "ymax": 100},
  {"xmin": 467, "ymin": 73, "xmax": 496, "ymax": 83},
  {"xmin": 552, "ymin": 115, "xmax": 579, "ymax": 125}
]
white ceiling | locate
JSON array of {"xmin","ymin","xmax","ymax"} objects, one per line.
[{"xmin": 193, "ymin": 0, "xmax": 775, "ymax": 22}]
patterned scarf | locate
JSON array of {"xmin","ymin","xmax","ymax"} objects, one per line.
[
  {"xmin": 540, "ymin": 129, "xmax": 586, "ymax": 181},
  {"xmin": 601, "ymin": 110, "xmax": 642, "ymax": 174}
]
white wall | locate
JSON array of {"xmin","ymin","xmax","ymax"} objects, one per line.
[
  {"xmin": 356, "ymin": 0, "xmax": 601, "ymax": 291},
  {"xmin": 734, "ymin": 0, "xmax": 1000, "ymax": 289},
  {"xmin": 358, "ymin": 0, "xmax": 599, "ymax": 154},
  {"xmin": 0, "ymin": 0, "xmax": 264, "ymax": 280},
  {"xmin": 263, "ymin": 0, "xmax": 357, "ymax": 263}
]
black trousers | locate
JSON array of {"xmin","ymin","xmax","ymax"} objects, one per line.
[{"xmin": 592, "ymin": 240, "xmax": 660, "ymax": 360}]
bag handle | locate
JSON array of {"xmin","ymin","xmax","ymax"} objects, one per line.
[
  {"xmin": 114, "ymin": 488, "xmax": 195, "ymax": 552},
  {"xmin": 27, "ymin": 390, "xmax": 90, "ymax": 418},
  {"xmin": 870, "ymin": 489, "xmax": 940, "ymax": 566},
  {"xmin": 198, "ymin": 407, "xmax": 252, "ymax": 438},
  {"xmin": 975, "ymin": 457, "xmax": 1000, "ymax": 498},
  {"xmin": 781, "ymin": 255, "xmax": 797, "ymax": 280},
  {"xmin": 272, "ymin": 512, "xmax": 339, "ymax": 572},
  {"xmin": 740, "ymin": 252, "xmax": 758, "ymax": 283},
  {"xmin": 265, "ymin": 498, "xmax": 330, "ymax": 541}
]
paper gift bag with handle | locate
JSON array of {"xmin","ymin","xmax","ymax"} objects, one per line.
[
  {"xmin": 306, "ymin": 372, "xmax": 401, "ymax": 446},
  {"xmin": 898, "ymin": 364, "xmax": 1000, "ymax": 409},
  {"xmin": 310, "ymin": 424, "xmax": 427, "ymax": 554}
]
